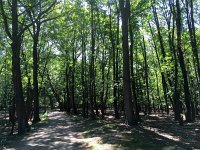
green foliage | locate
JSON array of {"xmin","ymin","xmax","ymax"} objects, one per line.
[
  {"xmin": 0, "ymin": 0, "xmax": 199, "ymax": 135},
  {"xmin": 40, "ymin": 112, "xmax": 49, "ymax": 121}
]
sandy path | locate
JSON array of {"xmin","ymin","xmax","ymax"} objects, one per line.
[
  {"xmin": 3, "ymin": 111, "xmax": 100, "ymax": 150},
  {"xmin": 3, "ymin": 111, "xmax": 199, "ymax": 150}
]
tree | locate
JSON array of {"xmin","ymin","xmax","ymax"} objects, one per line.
[
  {"xmin": 89, "ymin": 0, "xmax": 96, "ymax": 119},
  {"xmin": 0, "ymin": 0, "xmax": 30, "ymax": 134},
  {"xmin": 25, "ymin": 0, "xmax": 57, "ymax": 123},
  {"xmin": 120, "ymin": 0, "xmax": 137, "ymax": 125},
  {"xmin": 176, "ymin": 0, "xmax": 193, "ymax": 122}
]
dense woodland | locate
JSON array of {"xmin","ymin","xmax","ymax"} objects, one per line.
[{"xmin": 0, "ymin": 0, "xmax": 200, "ymax": 136}]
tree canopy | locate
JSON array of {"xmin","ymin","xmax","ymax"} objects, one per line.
[{"xmin": 0, "ymin": 0, "xmax": 200, "ymax": 135}]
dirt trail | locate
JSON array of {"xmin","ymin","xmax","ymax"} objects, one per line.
[
  {"xmin": 2, "ymin": 111, "xmax": 200, "ymax": 150},
  {"xmin": 3, "ymin": 111, "xmax": 98, "ymax": 150}
]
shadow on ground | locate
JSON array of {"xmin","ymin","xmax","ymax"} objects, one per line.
[
  {"xmin": 4, "ymin": 112, "xmax": 91, "ymax": 150},
  {"xmin": 2, "ymin": 111, "xmax": 200, "ymax": 150},
  {"xmin": 69, "ymin": 115, "xmax": 196, "ymax": 150}
]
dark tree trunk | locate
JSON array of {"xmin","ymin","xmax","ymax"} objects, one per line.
[
  {"xmin": 9, "ymin": 97, "xmax": 16, "ymax": 135},
  {"xmin": 0, "ymin": 0, "xmax": 29, "ymax": 135},
  {"xmin": 65, "ymin": 66, "xmax": 71, "ymax": 113},
  {"xmin": 185, "ymin": 0, "xmax": 200, "ymax": 116},
  {"xmin": 32, "ymin": 24, "xmax": 41, "ymax": 123},
  {"xmin": 11, "ymin": 0, "xmax": 29, "ymax": 134},
  {"xmin": 176, "ymin": 0, "xmax": 193, "ymax": 122},
  {"xmin": 109, "ymin": 2, "xmax": 119, "ymax": 119},
  {"xmin": 148, "ymin": 22, "xmax": 169, "ymax": 114},
  {"xmin": 81, "ymin": 28, "xmax": 86, "ymax": 118},
  {"xmin": 47, "ymin": 71, "xmax": 63, "ymax": 110},
  {"xmin": 185, "ymin": 0, "xmax": 200, "ymax": 82},
  {"xmin": 26, "ymin": 78, "xmax": 33, "ymax": 121},
  {"xmin": 129, "ymin": 24, "xmax": 140, "ymax": 121},
  {"xmin": 142, "ymin": 36, "xmax": 151, "ymax": 114},
  {"xmin": 72, "ymin": 46, "xmax": 77, "ymax": 115},
  {"xmin": 100, "ymin": 41, "xmax": 106, "ymax": 119},
  {"xmin": 152, "ymin": 5, "xmax": 170, "ymax": 114},
  {"xmin": 120, "ymin": 0, "xmax": 137, "ymax": 125},
  {"xmin": 89, "ymin": 0, "xmax": 95, "ymax": 119},
  {"xmin": 49, "ymin": 95, "xmax": 54, "ymax": 110},
  {"xmin": 116, "ymin": 2, "xmax": 120, "ymax": 117},
  {"xmin": 11, "ymin": 38, "xmax": 28, "ymax": 134},
  {"xmin": 168, "ymin": 0, "xmax": 182, "ymax": 123},
  {"xmin": 71, "ymin": 67, "xmax": 77, "ymax": 115}
]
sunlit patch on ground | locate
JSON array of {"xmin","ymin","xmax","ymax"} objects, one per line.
[
  {"xmin": 1, "ymin": 111, "xmax": 200, "ymax": 150},
  {"xmin": 142, "ymin": 126, "xmax": 180, "ymax": 141}
]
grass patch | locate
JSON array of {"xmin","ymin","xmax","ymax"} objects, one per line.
[{"xmin": 39, "ymin": 112, "xmax": 49, "ymax": 121}]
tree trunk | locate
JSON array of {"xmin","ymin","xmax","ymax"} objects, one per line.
[
  {"xmin": 185, "ymin": 0, "xmax": 200, "ymax": 82},
  {"xmin": 65, "ymin": 66, "xmax": 71, "ymax": 113},
  {"xmin": 89, "ymin": 0, "xmax": 95, "ymax": 119},
  {"xmin": 120, "ymin": 0, "xmax": 137, "ymax": 125},
  {"xmin": 129, "ymin": 23, "xmax": 140, "ymax": 120},
  {"xmin": 142, "ymin": 36, "xmax": 151, "ymax": 114},
  {"xmin": 176, "ymin": 0, "xmax": 193, "ymax": 122},
  {"xmin": 72, "ymin": 46, "xmax": 77, "ymax": 115},
  {"xmin": 11, "ymin": 0, "xmax": 29, "ymax": 134},
  {"xmin": 81, "ymin": 28, "xmax": 86, "ymax": 118},
  {"xmin": 32, "ymin": 24, "xmax": 41, "ymax": 123},
  {"xmin": 168, "ymin": 0, "xmax": 182, "ymax": 123},
  {"xmin": 100, "ymin": 42, "xmax": 106, "ymax": 119},
  {"xmin": 148, "ymin": 22, "xmax": 169, "ymax": 114},
  {"xmin": 109, "ymin": 2, "xmax": 119, "ymax": 119},
  {"xmin": 47, "ymin": 71, "xmax": 63, "ymax": 110}
]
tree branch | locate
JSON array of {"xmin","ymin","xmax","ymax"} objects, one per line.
[{"xmin": 0, "ymin": 0, "xmax": 12, "ymax": 39}]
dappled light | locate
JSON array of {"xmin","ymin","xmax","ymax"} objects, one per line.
[
  {"xmin": 142, "ymin": 126, "xmax": 180, "ymax": 142},
  {"xmin": 3, "ymin": 111, "xmax": 200, "ymax": 149},
  {"xmin": 0, "ymin": 0, "xmax": 200, "ymax": 149}
]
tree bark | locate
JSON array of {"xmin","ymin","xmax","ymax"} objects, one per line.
[
  {"xmin": 176, "ymin": 0, "xmax": 193, "ymax": 122},
  {"xmin": 120, "ymin": 0, "xmax": 137, "ymax": 125},
  {"xmin": 11, "ymin": 0, "xmax": 29, "ymax": 134},
  {"xmin": 89, "ymin": 0, "xmax": 95, "ymax": 119},
  {"xmin": 32, "ymin": 23, "xmax": 41, "ymax": 123},
  {"xmin": 109, "ymin": 2, "xmax": 119, "ymax": 119}
]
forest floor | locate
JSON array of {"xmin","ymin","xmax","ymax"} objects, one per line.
[{"xmin": 0, "ymin": 110, "xmax": 200, "ymax": 150}]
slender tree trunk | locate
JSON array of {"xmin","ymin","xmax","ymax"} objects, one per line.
[
  {"xmin": 142, "ymin": 37, "xmax": 151, "ymax": 114},
  {"xmin": 185, "ymin": 0, "xmax": 200, "ymax": 82},
  {"xmin": 168, "ymin": 0, "xmax": 182, "ymax": 123},
  {"xmin": 109, "ymin": 3, "xmax": 119, "ymax": 119},
  {"xmin": 26, "ymin": 78, "xmax": 33, "ymax": 120},
  {"xmin": 185, "ymin": 0, "xmax": 200, "ymax": 118},
  {"xmin": 105, "ymin": 60, "xmax": 111, "ymax": 113},
  {"xmin": 100, "ymin": 41, "xmax": 106, "ymax": 118},
  {"xmin": 176, "ymin": 0, "xmax": 193, "ymax": 122},
  {"xmin": 81, "ymin": 28, "xmax": 86, "ymax": 118},
  {"xmin": 129, "ymin": 23, "xmax": 140, "ymax": 121},
  {"xmin": 149, "ymin": 22, "xmax": 169, "ymax": 114},
  {"xmin": 89, "ymin": 0, "xmax": 95, "ymax": 119},
  {"xmin": 65, "ymin": 66, "xmax": 71, "ymax": 113},
  {"xmin": 47, "ymin": 71, "xmax": 63, "ymax": 110},
  {"xmin": 152, "ymin": 5, "xmax": 170, "ymax": 114},
  {"xmin": 72, "ymin": 46, "xmax": 77, "ymax": 115},
  {"xmin": 115, "ymin": 0, "xmax": 121, "ymax": 116},
  {"xmin": 33, "ymin": 24, "xmax": 41, "ymax": 123}
]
